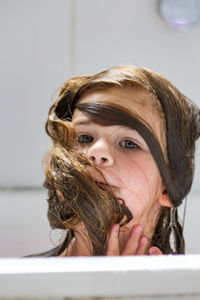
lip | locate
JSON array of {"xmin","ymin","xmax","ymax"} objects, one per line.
[
  {"xmin": 93, "ymin": 178, "xmax": 117, "ymax": 190},
  {"xmin": 95, "ymin": 180, "xmax": 109, "ymax": 189}
]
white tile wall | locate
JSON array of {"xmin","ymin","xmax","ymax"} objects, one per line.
[
  {"xmin": 0, "ymin": 189, "xmax": 54, "ymax": 257},
  {"xmin": 0, "ymin": 0, "xmax": 71, "ymax": 186},
  {"xmin": 0, "ymin": 190, "xmax": 199, "ymax": 257}
]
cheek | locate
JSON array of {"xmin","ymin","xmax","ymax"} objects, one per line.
[{"xmin": 116, "ymin": 154, "xmax": 161, "ymax": 214}]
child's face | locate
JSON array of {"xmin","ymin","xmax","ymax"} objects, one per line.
[{"xmin": 72, "ymin": 87, "xmax": 166, "ymax": 239}]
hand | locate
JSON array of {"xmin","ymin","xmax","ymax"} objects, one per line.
[{"xmin": 106, "ymin": 223, "xmax": 163, "ymax": 256}]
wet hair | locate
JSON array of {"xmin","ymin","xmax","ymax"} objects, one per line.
[{"xmin": 43, "ymin": 65, "xmax": 200, "ymax": 255}]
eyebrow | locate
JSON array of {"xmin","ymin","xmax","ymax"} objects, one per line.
[
  {"xmin": 73, "ymin": 119, "xmax": 144, "ymax": 134},
  {"xmin": 73, "ymin": 119, "xmax": 94, "ymax": 126}
]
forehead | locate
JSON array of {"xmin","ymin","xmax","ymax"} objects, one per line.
[{"xmin": 77, "ymin": 87, "xmax": 153, "ymax": 111}]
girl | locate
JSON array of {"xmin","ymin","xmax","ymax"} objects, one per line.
[{"xmin": 41, "ymin": 65, "xmax": 200, "ymax": 257}]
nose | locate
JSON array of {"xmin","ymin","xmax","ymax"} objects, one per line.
[{"xmin": 86, "ymin": 139, "xmax": 114, "ymax": 167}]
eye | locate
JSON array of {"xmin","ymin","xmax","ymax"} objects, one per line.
[
  {"xmin": 77, "ymin": 134, "xmax": 94, "ymax": 144},
  {"xmin": 119, "ymin": 139, "xmax": 139, "ymax": 150}
]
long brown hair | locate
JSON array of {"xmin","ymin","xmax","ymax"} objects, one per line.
[{"xmin": 44, "ymin": 65, "xmax": 200, "ymax": 255}]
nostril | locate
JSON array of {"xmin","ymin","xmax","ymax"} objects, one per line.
[
  {"xmin": 89, "ymin": 155, "xmax": 96, "ymax": 162},
  {"xmin": 101, "ymin": 157, "xmax": 107, "ymax": 162},
  {"xmin": 89, "ymin": 155, "xmax": 108, "ymax": 164}
]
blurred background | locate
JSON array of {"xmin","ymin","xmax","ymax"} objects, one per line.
[{"xmin": 0, "ymin": 0, "xmax": 200, "ymax": 256}]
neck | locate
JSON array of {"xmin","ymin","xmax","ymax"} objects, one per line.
[{"xmin": 118, "ymin": 205, "xmax": 161, "ymax": 253}]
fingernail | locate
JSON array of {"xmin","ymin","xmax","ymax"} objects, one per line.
[{"xmin": 149, "ymin": 247, "xmax": 157, "ymax": 255}]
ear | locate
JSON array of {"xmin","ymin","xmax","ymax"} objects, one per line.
[{"xmin": 158, "ymin": 190, "xmax": 173, "ymax": 208}]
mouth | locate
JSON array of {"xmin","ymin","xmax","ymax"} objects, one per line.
[
  {"xmin": 94, "ymin": 179, "xmax": 117, "ymax": 191},
  {"xmin": 95, "ymin": 180, "xmax": 109, "ymax": 189}
]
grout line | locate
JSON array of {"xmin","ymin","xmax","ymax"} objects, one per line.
[{"xmin": 0, "ymin": 186, "xmax": 44, "ymax": 192}]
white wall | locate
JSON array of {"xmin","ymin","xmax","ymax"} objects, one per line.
[
  {"xmin": 0, "ymin": 0, "xmax": 71, "ymax": 187},
  {"xmin": 0, "ymin": 0, "xmax": 200, "ymax": 256}
]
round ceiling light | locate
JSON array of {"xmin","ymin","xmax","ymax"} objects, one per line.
[{"xmin": 158, "ymin": 0, "xmax": 200, "ymax": 28}]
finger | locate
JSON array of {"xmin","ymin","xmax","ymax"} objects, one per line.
[
  {"xmin": 135, "ymin": 236, "xmax": 148, "ymax": 255},
  {"xmin": 149, "ymin": 246, "xmax": 163, "ymax": 255},
  {"xmin": 121, "ymin": 225, "xmax": 142, "ymax": 255},
  {"xmin": 106, "ymin": 224, "xmax": 120, "ymax": 256}
]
